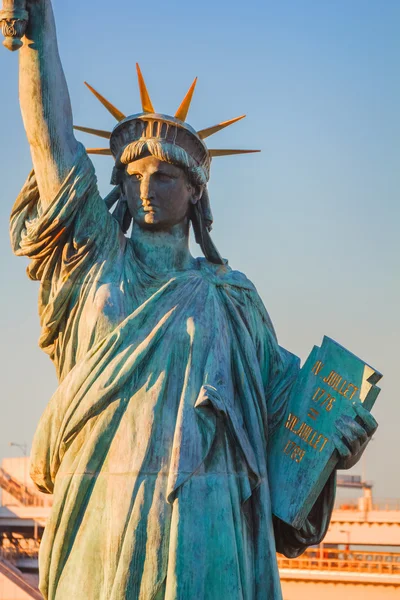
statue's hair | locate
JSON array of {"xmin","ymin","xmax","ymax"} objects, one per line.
[{"xmin": 111, "ymin": 139, "xmax": 209, "ymax": 188}]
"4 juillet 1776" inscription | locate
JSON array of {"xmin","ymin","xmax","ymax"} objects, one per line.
[{"xmin": 281, "ymin": 360, "xmax": 360, "ymax": 465}]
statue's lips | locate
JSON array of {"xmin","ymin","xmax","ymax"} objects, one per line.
[{"xmin": 138, "ymin": 203, "xmax": 157, "ymax": 213}]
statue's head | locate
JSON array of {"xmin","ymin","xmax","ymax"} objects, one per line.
[{"xmin": 75, "ymin": 65, "xmax": 259, "ymax": 263}]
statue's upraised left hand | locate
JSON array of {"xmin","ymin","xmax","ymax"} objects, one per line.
[{"xmin": 333, "ymin": 402, "xmax": 378, "ymax": 470}]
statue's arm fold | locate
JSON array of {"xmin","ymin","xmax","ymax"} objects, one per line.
[
  {"xmin": 19, "ymin": 0, "xmax": 79, "ymax": 208},
  {"xmin": 241, "ymin": 286, "xmax": 336, "ymax": 553}
]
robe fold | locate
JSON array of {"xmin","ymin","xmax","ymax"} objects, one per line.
[{"xmin": 10, "ymin": 145, "xmax": 335, "ymax": 599}]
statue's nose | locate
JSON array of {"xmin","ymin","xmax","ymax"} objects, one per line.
[{"xmin": 140, "ymin": 175, "xmax": 155, "ymax": 200}]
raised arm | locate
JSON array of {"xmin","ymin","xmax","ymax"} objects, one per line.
[{"xmin": 18, "ymin": 0, "xmax": 79, "ymax": 206}]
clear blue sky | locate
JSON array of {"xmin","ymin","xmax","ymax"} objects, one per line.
[{"xmin": 0, "ymin": 0, "xmax": 399, "ymax": 498}]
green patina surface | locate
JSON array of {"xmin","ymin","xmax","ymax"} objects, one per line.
[{"xmin": 10, "ymin": 148, "xmax": 335, "ymax": 599}]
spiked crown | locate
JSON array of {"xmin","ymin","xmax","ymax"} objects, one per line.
[{"xmin": 74, "ymin": 63, "xmax": 259, "ymax": 182}]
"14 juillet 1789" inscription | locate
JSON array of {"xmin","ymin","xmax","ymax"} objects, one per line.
[{"xmin": 285, "ymin": 413, "xmax": 329, "ymax": 451}]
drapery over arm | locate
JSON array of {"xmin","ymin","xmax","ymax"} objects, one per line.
[
  {"xmin": 241, "ymin": 286, "xmax": 300, "ymax": 432},
  {"xmin": 244, "ymin": 286, "xmax": 336, "ymax": 556},
  {"xmin": 10, "ymin": 145, "xmax": 125, "ymax": 367}
]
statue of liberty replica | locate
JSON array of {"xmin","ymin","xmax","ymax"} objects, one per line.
[{"xmin": 1, "ymin": 0, "xmax": 377, "ymax": 598}]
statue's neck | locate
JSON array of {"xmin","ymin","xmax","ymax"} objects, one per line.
[{"xmin": 130, "ymin": 221, "xmax": 196, "ymax": 275}]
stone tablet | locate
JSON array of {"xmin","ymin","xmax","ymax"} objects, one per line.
[{"xmin": 268, "ymin": 336, "xmax": 382, "ymax": 529}]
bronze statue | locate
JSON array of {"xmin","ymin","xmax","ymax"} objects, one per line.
[{"xmin": 3, "ymin": 1, "xmax": 377, "ymax": 598}]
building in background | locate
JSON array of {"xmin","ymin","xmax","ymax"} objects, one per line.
[
  {"xmin": 0, "ymin": 457, "xmax": 50, "ymax": 599},
  {"xmin": 279, "ymin": 475, "xmax": 400, "ymax": 599}
]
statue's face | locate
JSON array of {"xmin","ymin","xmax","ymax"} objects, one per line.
[{"xmin": 122, "ymin": 156, "xmax": 200, "ymax": 231}]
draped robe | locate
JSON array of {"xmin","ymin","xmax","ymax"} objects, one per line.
[{"xmin": 10, "ymin": 146, "xmax": 335, "ymax": 600}]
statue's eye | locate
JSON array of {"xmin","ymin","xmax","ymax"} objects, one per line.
[
  {"xmin": 157, "ymin": 173, "xmax": 173, "ymax": 182},
  {"xmin": 131, "ymin": 173, "xmax": 142, "ymax": 181}
]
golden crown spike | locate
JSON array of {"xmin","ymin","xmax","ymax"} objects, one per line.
[
  {"xmin": 74, "ymin": 126, "xmax": 111, "ymax": 140},
  {"xmin": 136, "ymin": 63, "xmax": 155, "ymax": 113},
  {"xmin": 84, "ymin": 82, "xmax": 126, "ymax": 121},
  {"xmin": 75, "ymin": 64, "xmax": 260, "ymax": 163},
  {"xmin": 175, "ymin": 78, "xmax": 197, "ymax": 121},
  {"xmin": 85, "ymin": 148, "xmax": 112, "ymax": 156},
  {"xmin": 197, "ymin": 115, "xmax": 246, "ymax": 140},
  {"xmin": 209, "ymin": 149, "xmax": 260, "ymax": 157}
]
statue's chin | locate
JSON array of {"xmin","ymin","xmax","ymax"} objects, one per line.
[
  {"xmin": 144, "ymin": 212, "xmax": 157, "ymax": 225},
  {"xmin": 133, "ymin": 212, "xmax": 188, "ymax": 233},
  {"xmin": 134, "ymin": 214, "xmax": 168, "ymax": 232},
  {"xmin": 132, "ymin": 212, "xmax": 160, "ymax": 230}
]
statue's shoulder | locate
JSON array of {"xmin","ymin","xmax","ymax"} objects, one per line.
[
  {"xmin": 197, "ymin": 257, "xmax": 256, "ymax": 292},
  {"xmin": 197, "ymin": 258, "xmax": 276, "ymax": 336},
  {"xmin": 197, "ymin": 258, "xmax": 258, "ymax": 296}
]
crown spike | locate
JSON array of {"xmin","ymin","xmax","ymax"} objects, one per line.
[
  {"xmin": 136, "ymin": 63, "xmax": 155, "ymax": 113},
  {"xmin": 198, "ymin": 115, "xmax": 246, "ymax": 140},
  {"xmin": 209, "ymin": 149, "xmax": 261, "ymax": 157},
  {"xmin": 86, "ymin": 148, "xmax": 113, "ymax": 156},
  {"xmin": 74, "ymin": 125, "xmax": 111, "ymax": 140},
  {"xmin": 175, "ymin": 77, "xmax": 197, "ymax": 121},
  {"xmin": 84, "ymin": 82, "xmax": 126, "ymax": 121}
]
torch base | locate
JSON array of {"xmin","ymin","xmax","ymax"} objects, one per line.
[{"xmin": 3, "ymin": 36, "xmax": 22, "ymax": 50}]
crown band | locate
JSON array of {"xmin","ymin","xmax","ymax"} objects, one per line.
[{"xmin": 110, "ymin": 113, "xmax": 211, "ymax": 178}]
